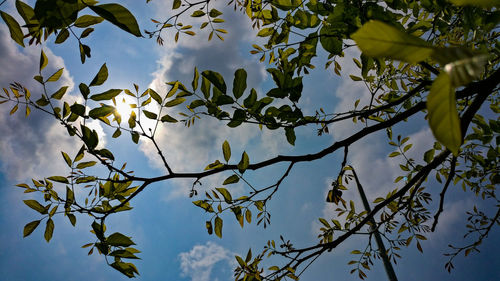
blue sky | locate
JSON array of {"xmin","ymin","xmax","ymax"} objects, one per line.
[{"xmin": 1, "ymin": 1, "xmax": 499, "ymax": 281}]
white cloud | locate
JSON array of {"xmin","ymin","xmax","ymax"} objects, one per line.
[
  {"xmin": 138, "ymin": 3, "xmax": 294, "ymax": 199},
  {"xmin": 0, "ymin": 25, "xmax": 107, "ymax": 182},
  {"xmin": 316, "ymin": 47, "xmax": 438, "ymax": 237},
  {"xmin": 178, "ymin": 241, "xmax": 236, "ymax": 281}
]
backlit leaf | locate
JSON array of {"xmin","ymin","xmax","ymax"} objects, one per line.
[
  {"xmin": 74, "ymin": 15, "xmax": 104, "ymax": 28},
  {"xmin": 352, "ymin": 20, "xmax": 434, "ymax": 64},
  {"xmin": 450, "ymin": 0, "xmax": 500, "ymax": 8},
  {"xmin": 216, "ymin": 187, "xmax": 233, "ymax": 203},
  {"xmin": 214, "ymin": 217, "xmax": 223, "ymax": 238},
  {"xmin": 0, "ymin": 11, "xmax": 25, "ymax": 47},
  {"xmin": 164, "ymin": 97, "xmax": 185, "ymax": 107},
  {"xmin": 47, "ymin": 68, "xmax": 64, "ymax": 82},
  {"xmin": 173, "ymin": 0, "xmax": 181, "ymax": 9},
  {"xmin": 427, "ymin": 73, "xmax": 461, "ymax": 155},
  {"xmin": 222, "ymin": 140, "xmax": 231, "ymax": 162},
  {"xmin": 76, "ymin": 161, "xmax": 97, "ymax": 169},
  {"xmin": 51, "ymin": 86, "xmax": 69, "ymax": 100},
  {"xmin": 223, "ymin": 174, "xmax": 240, "ymax": 185},
  {"xmin": 48, "ymin": 176, "xmax": 69, "ymax": 183},
  {"xmin": 89, "ymin": 105, "xmax": 115, "ymax": 118},
  {"xmin": 90, "ymin": 89, "xmax": 122, "ymax": 101}
]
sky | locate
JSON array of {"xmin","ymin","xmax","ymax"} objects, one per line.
[{"xmin": 0, "ymin": 1, "xmax": 499, "ymax": 281}]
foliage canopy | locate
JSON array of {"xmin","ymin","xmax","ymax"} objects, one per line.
[{"xmin": 1, "ymin": 0, "xmax": 499, "ymax": 279}]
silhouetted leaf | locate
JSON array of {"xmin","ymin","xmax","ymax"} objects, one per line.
[
  {"xmin": 89, "ymin": 4, "xmax": 142, "ymax": 37},
  {"xmin": 89, "ymin": 63, "xmax": 108, "ymax": 86},
  {"xmin": 44, "ymin": 218, "xmax": 54, "ymax": 242},
  {"xmin": 23, "ymin": 220, "xmax": 41, "ymax": 237},
  {"xmin": 107, "ymin": 232, "xmax": 135, "ymax": 247},
  {"xmin": 0, "ymin": 11, "xmax": 25, "ymax": 47}
]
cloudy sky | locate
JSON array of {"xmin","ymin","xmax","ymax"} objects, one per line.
[{"xmin": 1, "ymin": 1, "xmax": 499, "ymax": 281}]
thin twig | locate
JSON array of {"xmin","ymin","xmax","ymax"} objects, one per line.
[{"xmin": 431, "ymin": 156, "xmax": 457, "ymax": 232}]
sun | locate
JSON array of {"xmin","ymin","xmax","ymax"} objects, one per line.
[{"xmin": 114, "ymin": 96, "xmax": 134, "ymax": 119}]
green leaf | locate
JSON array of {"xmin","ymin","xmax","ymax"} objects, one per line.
[
  {"xmin": 205, "ymin": 221, "xmax": 213, "ymax": 235},
  {"xmin": 46, "ymin": 68, "xmax": 64, "ymax": 82},
  {"xmin": 23, "ymin": 220, "xmax": 41, "ymax": 237},
  {"xmin": 76, "ymin": 161, "xmax": 97, "ymax": 169},
  {"xmin": 236, "ymin": 255, "xmax": 246, "ymax": 267},
  {"xmin": 89, "ymin": 4, "xmax": 142, "ymax": 37},
  {"xmin": 202, "ymin": 70, "xmax": 227, "ymax": 94},
  {"xmin": 74, "ymin": 15, "xmax": 104, "ymax": 28},
  {"xmin": 222, "ymin": 140, "xmax": 231, "ymax": 162},
  {"xmin": 216, "ymin": 187, "xmax": 233, "ymax": 203},
  {"xmin": 55, "ymin": 28, "xmax": 70, "ymax": 43},
  {"xmin": 81, "ymin": 124, "xmax": 99, "ymax": 149},
  {"xmin": 51, "ymin": 86, "xmax": 69, "ymax": 100},
  {"xmin": 164, "ymin": 97, "xmax": 185, "ymax": 107},
  {"xmin": 92, "ymin": 221, "xmax": 105, "ymax": 240},
  {"xmin": 352, "ymin": 20, "xmax": 434, "ymax": 64},
  {"xmin": 107, "ymin": 232, "xmax": 135, "ymax": 247},
  {"xmin": 70, "ymin": 103, "xmax": 86, "ymax": 116},
  {"xmin": 201, "ymin": 76, "xmax": 211, "ymax": 98},
  {"xmin": 223, "ymin": 174, "xmax": 240, "ymax": 185},
  {"xmin": 237, "ymin": 152, "xmax": 249, "ymax": 173},
  {"xmin": 23, "ymin": 200, "xmax": 47, "ymax": 214},
  {"xmin": 143, "ymin": 110, "xmax": 157, "ymax": 120},
  {"xmin": 131, "ymin": 131, "xmax": 139, "ymax": 144},
  {"xmin": 90, "ymin": 89, "xmax": 122, "ymax": 101},
  {"xmin": 245, "ymin": 209, "xmax": 252, "ymax": 223},
  {"xmin": 209, "ymin": 9, "xmax": 222, "ymax": 17},
  {"xmin": 48, "ymin": 176, "xmax": 69, "ymax": 183},
  {"xmin": 285, "ymin": 127, "xmax": 296, "ymax": 145},
  {"xmin": 148, "ymin": 88, "xmax": 162, "ymax": 104},
  {"xmin": 61, "ymin": 151, "xmax": 72, "ymax": 167},
  {"xmin": 109, "ymin": 249, "xmax": 140, "ymax": 259},
  {"xmin": 160, "ymin": 114, "xmax": 178, "ymax": 123},
  {"xmin": 442, "ymin": 52, "xmax": 488, "ymax": 87},
  {"xmin": 173, "ymin": 0, "xmax": 181, "ymax": 9},
  {"xmin": 233, "ymin": 69, "xmax": 247, "ymax": 99},
  {"xmin": 214, "ymin": 217, "xmax": 223, "ymax": 238},
  {"xmin": 427, "ymin": 73, "xmax": 461, "ymax": 156},
  {"xmin": 191, "ymin": 10, "xmax": 205, "ymax": 17},
  {"xmin": 423, "ymin": 149, "xmax": 435, "ymax": 163},
  {"xmin": 110, "ymin": 261, "xmax": 139, "ymax": 278},
  {"xmin": 192, "ymin": 67, "xmax": 199, "ymax": 91},
  {"xmin": 0, "ymin": 11, "xmax": 25, "ymax": 47},
  {"xmin": 44, "ymin": 218, "xmax": 54, "ymax": 242},
  {"xmin": 89, "ymin": 105, "xmax": 115, "ymax": 118},
  {"xmin": 67, "ymin": 214, "xmax": 76, "ymax": 226},
  {"xmin": 79, "ymin": 83, "xmax": 90, "ymax": 99},
  {"xmin": 449, "ymin": 0, "xmax": 500, "ymax": 8},
  {"xmin": 89, "ymin": 63, "xmax": 108, "ymax": 86},
  {"xmin": 320, "ymin": 27, "xmax": 342, "ymax": 55},
  {"xmin": 40, "ymin": 50, "xmax": 48, "ymax": 71},
  {"xmin": 65, "ymin": 186, "xmax": 74, "ymax": 209}
]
